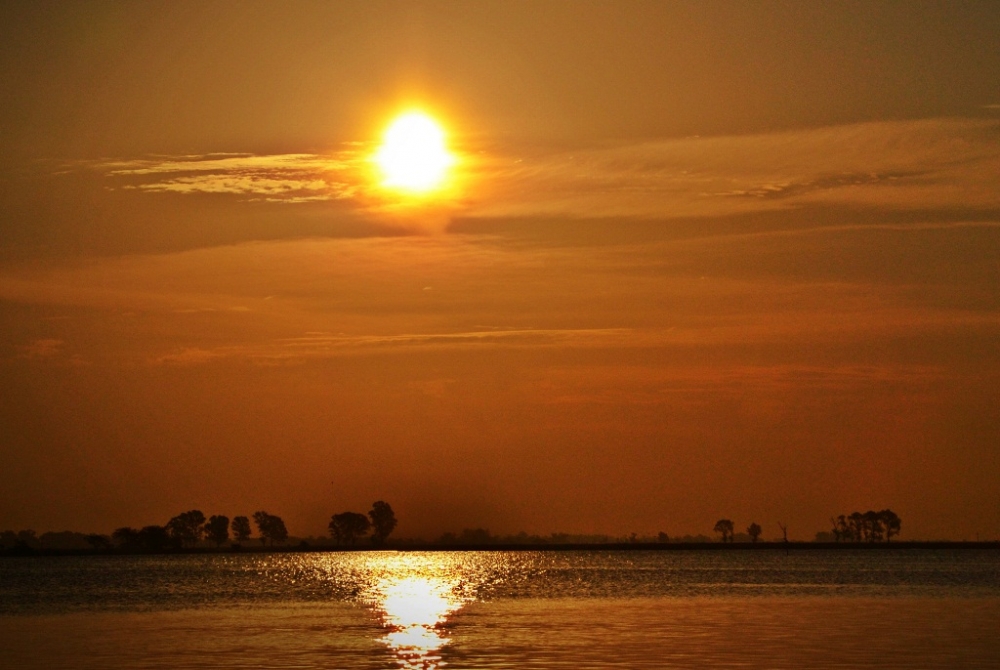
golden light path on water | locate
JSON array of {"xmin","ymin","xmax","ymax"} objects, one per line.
[
  {"xmin": 357, "ymin": 553, "xmax": 475, "ymax": 669},
  {"xmin": 372, "ymin": 576, "xmax": 462, "ymax": 668}
]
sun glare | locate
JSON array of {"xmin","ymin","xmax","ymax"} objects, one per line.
[{"xmin": 374, "ymin": 111, "xmax": 454, "ymax": 194}]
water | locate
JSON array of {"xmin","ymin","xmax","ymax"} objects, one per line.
[{"xmin": 1, "ymin": 549, "xmax": 998, "ymax": 668}]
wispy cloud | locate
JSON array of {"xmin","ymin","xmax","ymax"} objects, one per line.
[
  {"xmin": 18, "ymin": 338, "xmax": 64, "ymax": 358},
  {"xmin": 467, "ymin": 118, "xmax": 1000, "ymax": 219},
  {"xmin": 714, "ymin": 170, "xmax": 922, "ymax": 199},
  {"xmin": 103, "ymin": 153, "xmax": 348, "ymax": 175},
  {"xmin": 86, "ymin": 117, "xmax": 1000, "ymax": 218},
  {"xmin": 535, "ymin": 362, "xmax": 955, "ymax": 407},
  {"xmin": 104, "ymin": 152, "xmax": 361, "ymax": 202},
  {"xmin": 152, "ymin": 327, "xmax": 633, "ymax": 365},
  {"xmin": 88, "ymin": 118, "xmax": 999, "ymax": 227},
  {"xmin": 131, "ymin": 175, "xmax": 334, "ymax": 199}
]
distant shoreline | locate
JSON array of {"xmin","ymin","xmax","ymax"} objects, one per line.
[{"xmin": 3, "ymin": 540, "xmax": 998, "ymax": 558}]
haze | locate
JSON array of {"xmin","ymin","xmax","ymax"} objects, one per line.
[{"xmin": 1, "ymin": 1, "xmax": 999, "ymax": 541}]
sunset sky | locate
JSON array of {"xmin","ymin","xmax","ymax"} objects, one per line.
[{"xmin": 2, "ymin": 1, "xmax": 998, "ymax": 541}]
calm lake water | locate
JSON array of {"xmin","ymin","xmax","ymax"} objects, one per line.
[{"xmin": 1, "ymin": 549, "xmax": 998, "ymax": 669}]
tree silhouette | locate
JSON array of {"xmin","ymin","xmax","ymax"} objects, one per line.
[
  {"xmin": 848, "ymin": 512, "xmax": 864, "ymax": 542},
  {"xmin": 204, "ymin": 515, "xmax": 230, "ymax": 547},
  {"xmin": 879, "ymin": 509, "xmax": 901, "ymax": 542},
  {"xmin": 459, "ymin": 528, "xmax": 492, "ymax": 544},
  {"xmin": 18, "ymin": 529, "xmax": 38, "ymax": 546},
  {"xmin": 253, "ymin": 512, "xmax": 269, "ymax": 546},
  {"xmin": 85, "ymin": 533, "xmax": 112, "ymax": 551},
  {"xmin": 713, "ymin": 519, "xmax": 735, "ymax": 543},
  {"xmin": 831, "ymin": 515, "xmax": 850, "ymax": 542},
  {"xmin": 138, "ymin": 525, "xmax": 171, "ymax": 551},
  {"xmin": 747, "ymin": 522, "xmax": 762, "ymax": 543},
  {"xmin": 166, "ymin": 510, "xmax": 205, "ymax": 547},
  {"xmin": 231, "ymin": 516, "xmax": 251, "ymax": 544},
  {"xmin": 329, "ymin": 512, "xmax": 371, "ymax": 545},
  {"xmin": 368, "ymin": 501, "xmax": 397, "ymax": 545},
  {"xmin": 862, "ymin": 511, "xmax": 884, "ymax": 542},
  {"xmin": 266, "ymin": 516, "xmax": 288, "ymax": 545},
  {"xmin": 833, "ymin": 509, "xmax": 902, "ymax": 543},
  {"xmin": 252, "ymin": 511, "xmax": 288, "ymax": 546},
  {"xmin": 112, "ymin": 527, "xmax": 141, "ymax": 550},
  {"xmin": 114, "ymin": 526, "xmax": 171, "ymax": 551}
]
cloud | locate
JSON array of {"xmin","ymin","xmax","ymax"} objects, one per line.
[
  {"xmin": 11, "ymin": 338, "xmax": 90, "ymax": 366},
  {"xmin": 464, "ymin": 118, "xmax": 1000, "ymax": 220},
  {"xmin": 103, "ymin": 153, "xmax": 348, "ymax": 175},
  {"xmin": 152, "ymin": 347, "xmax": 226, "ymax": 366},
  {"xmin": 534, "ymin": 362, "xmax": 955, "ymax": 407},
  {"xmin": 151, "ymin": 327, "xmax": 634, "ymax": 365},
  {"xmin": 714, "ymin": 170, "xmax": 923, "ymax": 199},
  {"xmin": 88, "ymin": 117, "xmax": 1000, "ymax": 228},
  {"xmin": 19, "ymin": 338, "xmax": 64, "ymax": 358},
  {"xmin": 2, "ymin": 228, "xmax": 997, "ymax": 372},
  {"xmin": 104, "ymin": 153, "xmax": 360, "ymax": 203},
  {"xmin": 128, "ymin": 175, "xmax": 335, "ymax": 199},
  {"xmin": 95, "ymin": 149, "xmax": 464, "ymax": 231}
]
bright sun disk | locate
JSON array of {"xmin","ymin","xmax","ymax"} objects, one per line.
[{"xmin": 375, "ymin": 112, "xmax": 454, "ymax": 194}]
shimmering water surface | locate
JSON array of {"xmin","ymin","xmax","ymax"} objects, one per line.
[{"xmin": 1, "ymin": 549, "xmax": 998, "ymax": 669}]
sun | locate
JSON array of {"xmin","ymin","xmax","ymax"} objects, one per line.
[{"xmin": 374, "ymin": 111, "xmax": 455, "ymax": 194}]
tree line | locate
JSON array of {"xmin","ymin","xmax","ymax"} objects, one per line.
[
  {"xmin": 2, "ymin": 502, "xmax": 399, "ymax": 554},
  {"xmin": 101, "ymin": 500, "xmax": 399, "ymax": 551},
  {"xmin": 328, "ymin": 501, "xmax": 397, "ymax": 545},
  {"xmin": 711, "ymin": 519, "xmax": 768, "ymax": 543},
  {"xmin": 1, "ymin": 504, "xmax": 908, "ymax": 553},
  {"xmin": 711, "ymin": 510, "xmax": 901, "ymax": 544},
  {"xmin": 830, "ymin": 510, "xmax": 902, "ymax": 542},
  {"xmin": 109, "ymin": 510, "xmax": 288, "ymax": 551}
]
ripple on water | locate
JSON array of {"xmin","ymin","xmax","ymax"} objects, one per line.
[{"xmin": 2, "ymin": 550, "xmax": 999, "ymax": 669}]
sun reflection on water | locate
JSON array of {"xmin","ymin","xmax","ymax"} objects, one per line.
[{"xmin": 362, "ymin": 555, "xmax": 471, "ymax": 669}]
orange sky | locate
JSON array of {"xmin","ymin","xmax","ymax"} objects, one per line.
[{"xmin": 1, "ymin": 2, "xmax": 999, "ymax": 541}]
